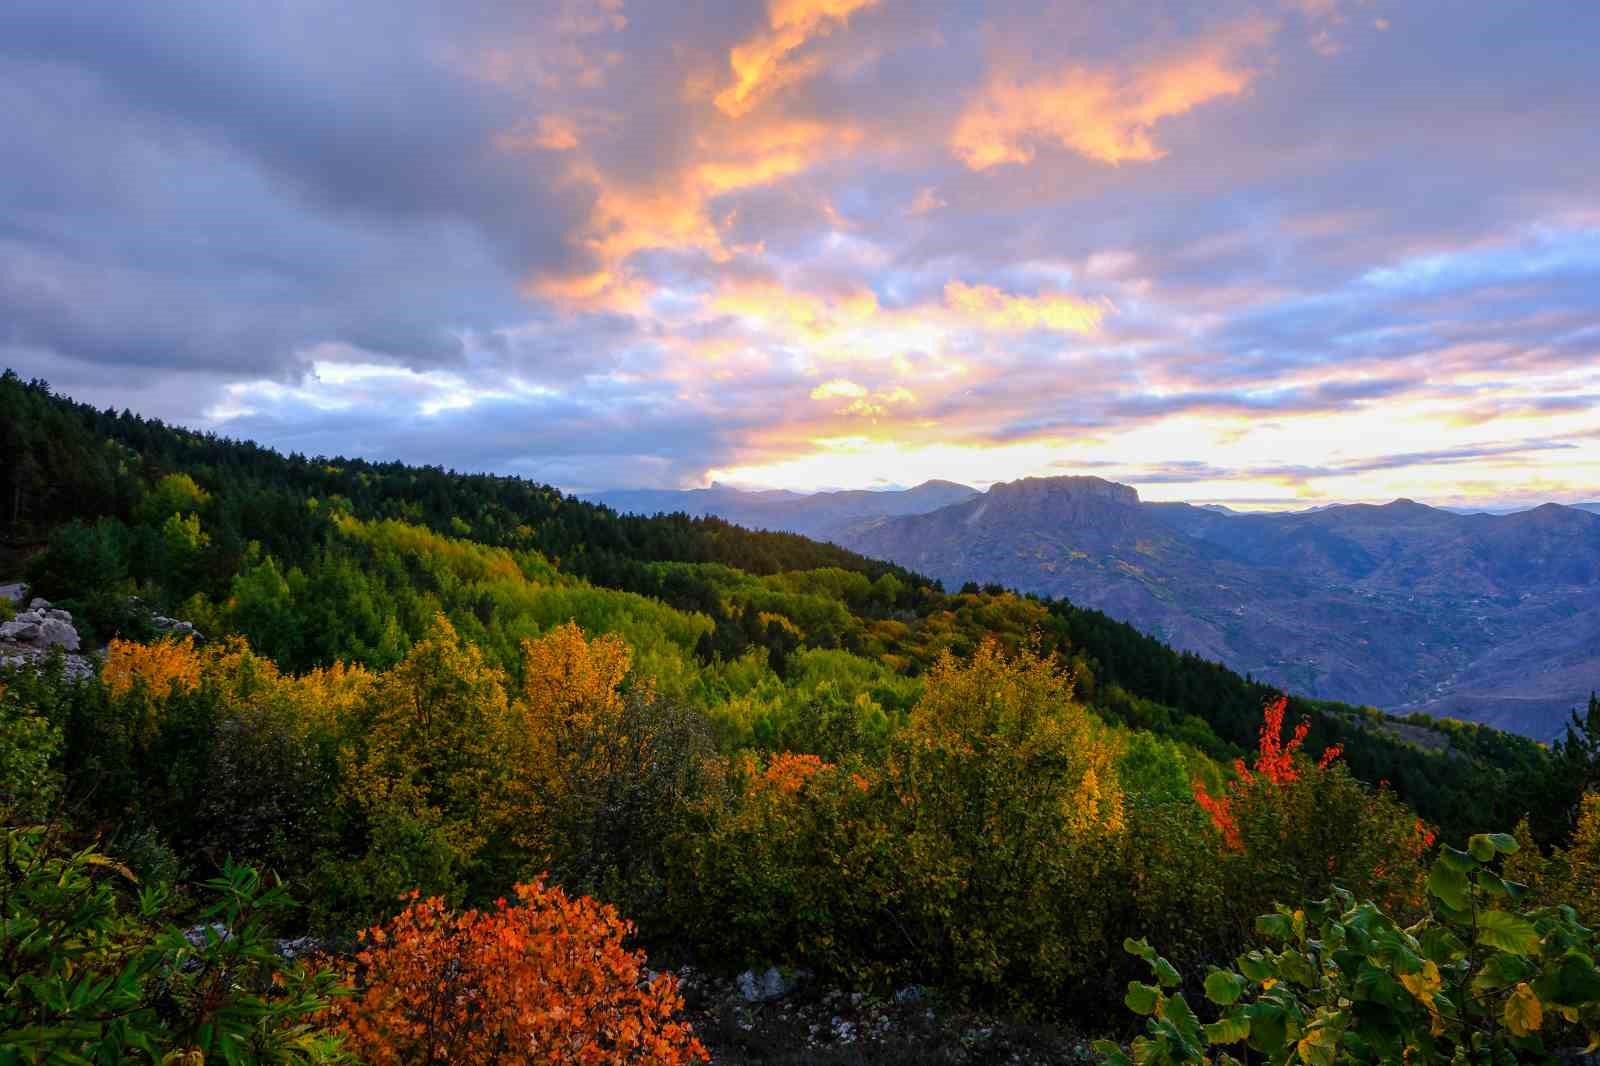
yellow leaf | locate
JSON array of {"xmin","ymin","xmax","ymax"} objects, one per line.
[
  {"xmin": 1399, "ymin": 960, "xmax": 1440, "ymax": 1007},
  {"xmin": 1503, "ymin": 982, "xmax": 1543, "ymax": 1037}
]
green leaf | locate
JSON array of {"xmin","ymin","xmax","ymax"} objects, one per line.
[
  {"xmin": 1417, "ymin": 924, "xmax": 1467, "ymax": 965},
  {"xmin": 1162, "ymin": 993, "xmax": 1206, "ymax": 1047},
  {"xmin": 1125, "ymin": 981, "xmax": 1160, "ymax": 1016},
  {"xmin": 1485, "ymin": 832, "xmax": 1519, "ymax": 855},
  {"xmin": 1246, "ymin": 1002, "xmax": 1289, "ymax": 1055},
  {"xmin": 1427, "ymin": 861, "xmax": 1471, "ymax": 912},
  {"xmin": 1237, "ymin": 951, "xmax": 1276, "ymax": 983},
  {"xmin": 1477, "ymin": 910, "xmax": 1541, "ymax": 957},
  {"xmin": 1205, "ymin": 969, "xmax": 1248, "ymax": 1006},
  {"xmin": 1151, "ymin": 955, "xmax": 1183, "ymax": 989},
  {"xmin": 1206, "ymin": 1012, "xmax": 1252, "ymax": 1045},
  {"xmin": 1256, "ymin": 912, "xmax": 1295, "ymax": 942},
  {"xmin": 1438, "ymin": 845, "xmax": 1477, "ymax": 872},
  {"xmin": 1123, "ymin": 937, "xmax": 1155, "ymax": 962},
  {"xmin": 1472, "ymin": 952, "xmax": 1534, "ymax": 994},
  {"xmin": 1468, "ymin": 834, "xmax": 1498, "ymax": 862}
]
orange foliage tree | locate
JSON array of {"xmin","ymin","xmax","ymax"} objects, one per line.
[
  {"xmin": 509, "ymin": 621, "xmax": 709, "ymax": 909},
  {"xmin": 102, "ymin": 634, "xmax": 205, "ymax": 702},
  {"xmin": 337, "ymin": 880, "xmax": 706, "ymax": 1065},
  {"xmin": 1194, "ymin": 695, "xmax": 1433, "ymax": 916}
]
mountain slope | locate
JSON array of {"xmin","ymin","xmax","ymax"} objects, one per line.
[{"xmin": 841, "ymin": 478, "xmax": 1600, "ymax": 738}]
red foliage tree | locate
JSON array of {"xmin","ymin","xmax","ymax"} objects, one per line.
[{"xmin": 338, "ymin": 881, "xmax": 706, "ymax": 1064}]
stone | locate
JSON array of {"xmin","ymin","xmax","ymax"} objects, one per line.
[
  {"xmin": 44, "ymin": 608, "xmax": 72, "ymax": 623},
  {"xmin": 37, "ymin": 618, "xmax": 80, "ymax": 652},
  {"xmin": 737, "ymin": 965, "xmax": 805, "ymax": 1003},
  {"xmin": 1, "ymin": 621, "xmax": 42, "ymax": 642},
  {"xmin": 27, "ymin": 597, "xmax": 50, "ymax": 611},
  {"xmin": 14, "ymin": 610, "xmax": 43, "ymax": 625}
]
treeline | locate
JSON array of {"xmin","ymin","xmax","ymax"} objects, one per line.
[{"xmin": 2, "ymin": 371, "xmax": 1585, "ymax": 844}]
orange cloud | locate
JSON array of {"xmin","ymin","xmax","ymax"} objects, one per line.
[
  {"xmin": 531, "ymin": 119, "xmax": 854, "ymax": 310},
  {"xmin": 716, "ymin": 0, "xmax": 881, "ymax": 117},
  {"xmin": 716, "ymin": 279, "xmax": 879, "ymax": 336},
  {"xmin": 944, "ymin": 281, "xmax": 1106, "ymax": 333},
  {"xmin": 950, "ymin": 20, "xmax": 1272, "ymax": 168}
]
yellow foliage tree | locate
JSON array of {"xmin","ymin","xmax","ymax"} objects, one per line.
[
  {"xmin": 510, "ymin": 621, "xmax": 710, "ymax": 907},
  {"xmin": 890, "ymin": 638, "xmax": 1125, "ymax": 993},
  {"xmin": 341, "ymin": 614, "xmax": 516, "ymax": 898},
  {"xmin": 102, "ymin": 635, "xmax": 204, "ymax": 702}
]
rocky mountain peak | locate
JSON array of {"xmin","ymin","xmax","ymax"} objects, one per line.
[{"xmin": 985, "ymin": 476, "xmax": 1141, "ymax": 507}]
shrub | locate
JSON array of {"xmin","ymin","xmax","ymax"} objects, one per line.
[
  {"xmin": 1195, "ymin": 696, "xmax": 1433, "ymax": 927},
  {"xmin": 1098, "ymin": 832, "xmax": 1600, "ymax": 1064},
  {"xmin": 0, "ymin": 679, "xmax": 62, "ymax": 819},
  {"xmin": 0, "ymin": 827, "xmax": 348, "ymax": 1063},
  {"xmin": 668, "ymin": 751, "xmax": 895, "ymax": 982},
  {"xmin": 337, "ymin": 881, "xmax": 706, "ymax": 1064}
]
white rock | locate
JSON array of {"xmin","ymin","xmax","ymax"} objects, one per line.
[
  {"xmin": 27, "ymin": 598, "xmax": 50, "ymax": 611},
  {"xmin": 37, "ymin": 618, "xmax": 80, "ymax": 652},
  {"xmin": 1, "ymin": 621, "xmax": 41, "ymax": 642},
  {"xmin": 14, "ymin": 610, "xmax": 43, "ymax": 625},
  {"xmin": 44, "ymin": 609, "xmax": 72, "ymax": 623}
]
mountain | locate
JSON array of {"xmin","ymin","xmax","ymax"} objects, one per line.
[
  {"xmin": 586, "ymin": 479, "xmax": 979, "ymax": 540},
  {"xmin": 833, "ymin": 477, "xmax": 1600, "ymax": 739}
]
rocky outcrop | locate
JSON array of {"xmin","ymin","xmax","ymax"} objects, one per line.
[
  {"xmin": 0, "ymin": 595, "xmax": 93, "ymax": 680},
  {"xmin": 1, "ymin": 598, "xmax": 81, "ymax": 652}
]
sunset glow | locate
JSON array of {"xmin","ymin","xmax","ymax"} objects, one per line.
[{"xmin": 3, "ymin": 1, "xmax": 1597, "ymax": 507}]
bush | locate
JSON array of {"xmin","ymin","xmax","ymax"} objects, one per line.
[
  {"xmin": 1099, "ymin": 832, "xmax": 1600, "ymax": 1064},
  {"xmin": 337, "ymin": 881, "xmax": 706, "ymax": 1064},
  {"xmin": 0, "ymin": 827, "xmax": 348, "ymax": 1063}
]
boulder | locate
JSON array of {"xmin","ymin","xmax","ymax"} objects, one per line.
[
  {"xmin": 14, "ymin": 610, "xmax": 43, "ymax": 625},
  {"xmin": 27, "ymin": 597, "xmax": 50, "ymax": 611},
  {"xmin": 0, "ymin": 620, "xmax": 42, "ymax": 642},
  {"xmin": 37, "ymin": 618, "xmax": 80, "ymax": 652},
  {"xmin": 44, "ymin": 608, "xmax": 72, "ymax": 623},
  {"xmin": 736, "ymin": 965, "xmax": 807, "ymax": 1003}
]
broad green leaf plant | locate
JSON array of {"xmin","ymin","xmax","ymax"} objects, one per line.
[{"xmin": 1099, "ymin": 833, "xmax": 1600, "ymax": 1064}]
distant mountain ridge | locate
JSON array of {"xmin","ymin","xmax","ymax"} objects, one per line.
[
  {"xmin": 596, "ymin": 476, "xmax": 1600, "ymax": 738},
  {"xmin": 586, "ymin": 479, "xmax": 979, "ymax": 540}
]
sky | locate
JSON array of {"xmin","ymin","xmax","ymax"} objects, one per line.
[{"xmin": 3, "ymin": 1, "xmax": 1598, "ymax": 509}]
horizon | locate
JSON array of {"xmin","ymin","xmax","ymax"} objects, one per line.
[
  {"xmin": 589, "ymin": 473, "xmax": 1600, "ymax": 515},
  {"xmin": 3, "ymin": 3, "xmax": 1598, "ymax": 506}
]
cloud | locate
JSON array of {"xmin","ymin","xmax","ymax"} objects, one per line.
[
  {"xmin": 716, "ymin": 0, "xmax": 882, "ymax": 117},
  {"xmin": 4, "ymin": 0, "xmax": 1600, "ymax": 503},
  {"xmin": 943, "ymin": 282, "xmax": 1107, "ymax": 334},
  {"xmin": 950, "ymin": 19, "xmax": 1272, "ymax": 168}
]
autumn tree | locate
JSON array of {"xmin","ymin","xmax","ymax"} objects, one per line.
[
  {"xmin": 338, "ymin": 880, "xmax": 706, "ymax": 1065},
  {"xmin": 889, "ymin": 638, "xmax": 1126, "ymax": 995},
  {"xmin": 338, "ymin": 614, "xmax": 517, "ymax": 911},
  {"xmin": 511, "ymin": 622, "xmax": 710, "ymax": 913},
  {"xmin": 1195, "ymin": 696, "xmax": 1434, "ymax": 923}
]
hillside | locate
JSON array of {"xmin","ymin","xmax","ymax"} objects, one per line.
[
  {"xmin": 0, "ymin": 370, "xmax": 1578, "ymax": 843},
  {"xmin": 608, "ymin": 475, "xmax": 1600, "ymax": 739}
]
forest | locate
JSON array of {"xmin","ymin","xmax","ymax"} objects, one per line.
[{"xmin": 5, "ymin": 369, "xmax": 1600, "ymax": 1063}]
